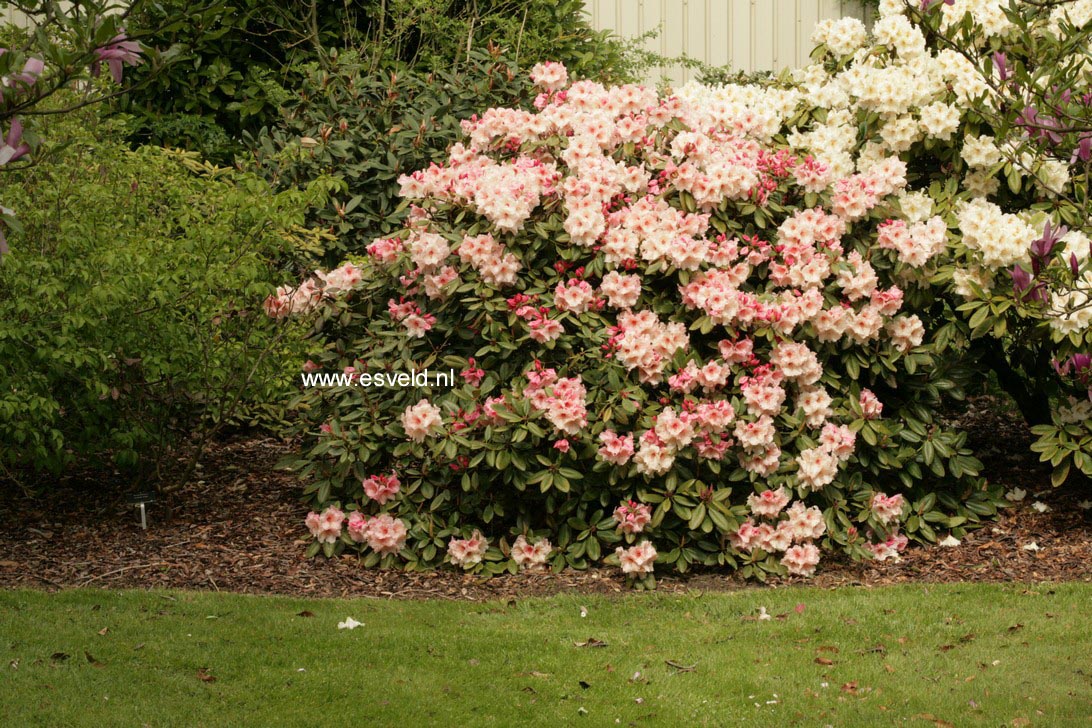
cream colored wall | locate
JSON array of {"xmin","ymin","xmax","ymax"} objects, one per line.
[{"xmin": 585, "ymin": 0, "xmax": 872, "ymax": 86}]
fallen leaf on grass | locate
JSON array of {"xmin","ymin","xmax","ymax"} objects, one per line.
[
  {"xmin": 959, "ymin": 633, "xmax": 977, "ymax": 644},
  {"xmin": 665, "ymin": 660, "xmax": 697, "ymax": 672},
  {"xmin": 1011, "ymin": 719, "xmax": 1030, "ymax": 727},
  {"xmin": 914, "ymin": 713, "xmax": 955, "ymax": 728},
  {"xmin": 84, "ymin": 651, "xmax": 105, "ymax": 668},
  {"xmin": 1008, "ymin": 623, "xmax": 1024, "ymax": 632},
  {"xmin": 817, "ymin": 645, "xmax": 840, "ymax": 654},
  {"xmin": 857, "ymin": 644, "xmax": 886, "ymax": 655},
  {"xmin": 97, "ymin": 627, "xmax": 109, "ymax": 636},
  {"xmin": 196, "ymin": 668, "xmax": 216, "ymax": 683},
  {"xmin": 841, "ymin": 681, "xmax": 858, "ymax": 695},
  {"xmin": 939, "ymin": 644, "xmax": 955, "ymax": 652},
  {"xmin": 815, "ymin": 657, "xmax": 835, "ymax": 666},
  {"xmin": 578, "ymin": 680, "xmax": 591, "ymax": 689},
  {"xmin": 296, "ymin": 610, "xmax": 315, "ymax": 618},
  {"xmin": 795, "ymin": 604, "xmax": 806, "ymax": 614},
  {"xmin": 574, "ymin": 638, "xmax": 607, "ymax": 648},
  {"xmin": 50, "ymin": 652, "xmax": 69, "ymax": 662}
]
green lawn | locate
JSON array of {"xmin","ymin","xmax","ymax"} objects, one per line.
[{"xmin": 2, "ymin": 584, "xmax": 1090, "ymax": 726}]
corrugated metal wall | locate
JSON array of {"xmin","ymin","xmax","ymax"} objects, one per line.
[{"xmin": 586, "ymin": 0, "xmax": 871, "ymax": 85}]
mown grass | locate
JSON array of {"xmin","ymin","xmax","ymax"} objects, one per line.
[{"xmin": 2, "ymin": 584, "xmax": 1090, "ymax": 726}]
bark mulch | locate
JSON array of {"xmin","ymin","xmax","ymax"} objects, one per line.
[{"xmin": 1, "ymin": 398, "xmax": 1089, "ymax": 601}]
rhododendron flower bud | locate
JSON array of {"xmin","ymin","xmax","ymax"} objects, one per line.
[
  {"xmin": 616, "ymin": 541, "xmax": 657, "ymax": 575},
  {"xmin": 365, "ymin": 513, "xmax": 407, "ymax": 555},
  {"xmin": 305, "ymin": 506, "xmax": 344, "ymax": 544},
  {"xmin": 553, "ymin": 438, "xmax": 570, "ymax": 453},
  {"xmin": 448, "ymin": 530, "xmax": 489, "ymax": 568},
  {"xmin": 401, "ymin": 399, "xmax": 443, "ymax": 441},
  {"xmin": 614, "ymin": 500, "xmax": 652, "ymax": 534}
]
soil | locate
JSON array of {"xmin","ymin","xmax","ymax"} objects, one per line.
[{"xmin": 1, "ymin": 397, "xmax": 1089, "ymax": 601}]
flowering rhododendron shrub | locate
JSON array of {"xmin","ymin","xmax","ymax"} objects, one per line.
[
  {"xmin": 790, "ymin": 0, "xmax": 1092, "ymax": 488},
  {"xmin": 279, "ymin": 47, "xmax": 1011, "ymax": 584}
]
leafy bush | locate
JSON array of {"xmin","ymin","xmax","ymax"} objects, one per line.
[
  {"xmin": 246, "ymin": 47, "xmax": 532, "ymax": 267},
  {"xmin": 122, "ymin": 0, "xmax": 631, "ymax": 161},
  {"xmin": 279, "ymin": 59, "xmax": 1003, "ymax": 584},
  {"xmin": 0, "ymin": 110, "xmax": 324, "ymax": 486}
]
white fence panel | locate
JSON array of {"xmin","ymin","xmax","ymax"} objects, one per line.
[{"xmin": 585, "ymin": 0, "xmax": 872, "ymax": 87}]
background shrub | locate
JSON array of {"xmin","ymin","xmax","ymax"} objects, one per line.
[
  {"xmin": 245, "ymin": 46, "xmax": 532, "ymax": 266},
  {"xmin": 122, "ymin": 0, "xmax": 631, "ymax": 162},
  {"xmin": 0, "ymin": 107, "xmax": 324, "ymax": 487}
]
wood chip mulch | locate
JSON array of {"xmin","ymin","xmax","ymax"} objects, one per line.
[{"xmin": 0, "ymin": 398, "xmax": 1089, "ymax": 600}]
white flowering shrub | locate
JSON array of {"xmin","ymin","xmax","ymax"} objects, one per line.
[
  {"xmin": 794, "ymin": 0, "xmax": 1092, "ymax": 488},
  {"xmin": 277, "ymin": 41, "xmax": 1013, "ymax": 584}
]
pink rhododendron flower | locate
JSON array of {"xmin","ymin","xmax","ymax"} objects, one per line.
[
  {"xmin": 616, "ymin": 540, "xmax": 657, "ymax": 575},
  {"xmin": 346, "ymin": 511, "xmax": 369, "ymax": 543},
  {"xmin": 318, "ymin": 262, "xmax": 363, "ymax": 295},
  {"xmin": 401, "ymin": 399, "xmax": 443, "ymax": 441},
  {"xmin": 785, "ymin": 501, "xmax": 826, "ymax": 541},
  {"xmin": 511, "ymin": 535, "xmax": 552, "ymax": 568},
  {"xmin": 529, "ymin": 61, "xmax": 569, "ymax": 91},
  {"xmin": 869, "ymin": 493, "xmax": 905, "ymax": 525},
  {"xmin": 365, "ymin": 513, "xmax": 407, "ymax": 555},
  {"xmin": 614, "ymin": 500, "xmax": 652, "ymax": 534},
  {"xmin": 868, "ymin": 532, "xmax": 909, "ymax": 561},
  {"xmin": 553, "ymin": 438, "xmax": 570, "ymax": 453},
  {"xmin": 859, "ymin": 389, "xmax": 884, "ymax": 419},
  {"xmin": 363, "ymin": 473, "xmax": 401, "ymax": 504},
  {"xmin": 597, "ymin": 429, "xmax": 635, "ymax": 465},
  {"xmin": 747, "ymin": 486, "xmax": 791, "ymax": 518},
  {"xmin": 448, "ymin": 530, "xmax": 489, "ymax": 568},
  {"xmin": 305, "ymin": 506, "xmax": 344, "ymax": 544},
  {"xmin": 781, "ymin": 543, "xmax": 821, "ymax": 577},
  {"xmin": 554, "ymin": 279, "xmax": 596, "ymax": 313},
  {"xmin": 600, "ymin": 271, "xmax": 642, "ymax": 309},
  {"xmin": 461, "ymin": 358, "xmax": 486, "ymax": 387}
]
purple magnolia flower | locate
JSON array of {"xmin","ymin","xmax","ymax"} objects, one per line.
[
  {"xmin": 1054, "ymin": 354, "xmax": 1092, "ymax": 389},
  {"xmin": 1073, "ymin": 253, "xmax": 1081, "ymax": 277},
  {"xmin": 1030, "ymin": 220, "xmax": 1068, "ymax": 261},
  {"xmin": 1016, "ymin": 105, "xmax": 1064, "ymax": 146},
  {"xmin": 9, "ymin": 57, "xmax": 44, "ymax": 88},
  {"xmin": 91, "ymin": 34, "xmax": 143, "ymax": 84},
  {"xmin": 1010, "ymin": 264, "xmax": 1033, "ymax": 293},
  {"xmin": 1072, "ymin": 134, "xmax": 1092, "ymax": 164},
  {"xmin": 992, "ymin": 51, "xmax": 1010, "ymax": 83},
  {"xmin": 0, "ymin": 117, "xmax": 30, "ymax": 166}
]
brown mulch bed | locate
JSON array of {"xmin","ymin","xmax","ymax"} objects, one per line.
[{"xmin": 0, "ymin": 398, "xmax": 1089, "ymax": 600}]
